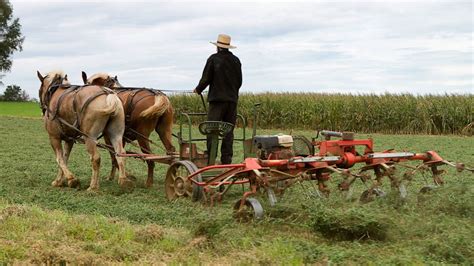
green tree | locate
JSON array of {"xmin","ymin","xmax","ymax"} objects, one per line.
[
  {"xmin": 0, "ymin": 84, "xmax": 29, "ymax": 101},
  {"xmin": 0, "ymin": 0, "xmax": 24, "ymax": 84}
]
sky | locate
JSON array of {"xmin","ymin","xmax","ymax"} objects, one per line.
[{"xmin": 1, "ymin": 0, "xmax": 473, "ymax": 99}]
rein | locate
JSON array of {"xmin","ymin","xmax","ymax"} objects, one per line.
[{"xmin": 116, "ymin": 87, "xmax": 194, "ymax": 94}]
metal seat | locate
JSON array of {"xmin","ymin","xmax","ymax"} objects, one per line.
[{"xmin": 198, "ymin": 121, "xmax": 234, "ymax": 137}]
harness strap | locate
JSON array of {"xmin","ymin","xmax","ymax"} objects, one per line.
[
  {"xmin": 46, "ymin": 85, "xmax": 116, "ymax": 142},
  {"xmin": 53, "ymin": 86, "xmax": 80, "ymax": 120},
  {"xmin": 116, "ymin": 87, "xmax": 166, "ymax": 96},
  {"xmin": 75, "ymin": 87, "xmax": 115, "ymax": 129},
  {"xmin": 116, "ymin": 88, "xmax": 166, "ymax": 141},
  {"xmin": 124, "ymin": 89, "xmax": 141, "ymax": 127},
  {"xmin": 42, "ymin": 76, "xmax": 65, "ymax": 117},
  {"xmin": 58, "ymin": 87, "xmax": 81, "ymax": 139}
]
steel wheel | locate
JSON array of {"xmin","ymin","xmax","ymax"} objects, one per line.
[
  {"xmin": 266, "ymin": 187, "xmax": 277, "ymax": 206},
  {"xmin": 233, "ymin": 197, "xmax": 264, "ymax": 221},
  {"xmin": 292, "ymin": 135, "xmax": 313, "ymax": 156},
  {"xmin": 359, "ymin": 188, "xmax": 386, "ymax": 203},
  {"xmin": 165, "ymin": 160, "xmax": 201, "ymax": 200},
  {"xmin": 399, "ymin": 183, "xmax": 408, "ymax": 199},
  {"xmin": 192, "ymin": 174, "xmax": 203, "ymax": 202}
]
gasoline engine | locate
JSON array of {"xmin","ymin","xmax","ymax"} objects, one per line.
[{"xmin": 253, "ymin": 134, "xmax": 294, "ymax": 160}]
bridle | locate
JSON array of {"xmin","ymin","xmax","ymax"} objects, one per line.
[
  {"xmin": 103, "ymin": 76, "xmax": 122, "ymax": 88},
  {"xmin": 39, "ymin": 74, "xmax": 67, "ymax": 116}
]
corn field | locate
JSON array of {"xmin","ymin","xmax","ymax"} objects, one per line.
[{"xmin": 169, "ymin": 93, "xmax": 474, "ymax": 135}]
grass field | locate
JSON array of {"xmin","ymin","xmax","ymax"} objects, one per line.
[
  {"xmin": 0, "ymin": 103, "xmax": 473, "ymax": 264},
  {"xmin": 0, "ymin": 101, "xmax": 41, "ymax": 118}
]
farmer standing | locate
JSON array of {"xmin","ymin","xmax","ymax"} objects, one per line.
[{"xmin": 194, "ymin": 34, "xmax": 242, "ymax": 164}]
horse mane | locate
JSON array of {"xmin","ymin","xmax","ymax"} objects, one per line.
[
  {"xmin": 44, "ymin": 70, "xmax": 70, "ymax": 85},
  {"xmin": 87, "ymin": 72, "xmax": 110, "ymax": 84}
]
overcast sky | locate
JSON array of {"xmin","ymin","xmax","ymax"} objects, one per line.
[{"xmin": 1, "ymin": 0, "xmax": 473, "ymax": 98}]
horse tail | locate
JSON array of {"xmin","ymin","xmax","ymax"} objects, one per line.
[
  {"xmin": 139, "ymin": 95, "xmax": 170, "ymax": 118},
  {"xmin": 100, "ymin": 94, "xmax": 120, "ymax": 115}
]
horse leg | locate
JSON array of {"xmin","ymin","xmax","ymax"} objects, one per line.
[
  {"xmin": 52, "ymin": 140, "xmax": 74, "ymax": 187},
  {"xmin": 85, "ymin": 138, "xmax": 101, "ymax": 191},
  {"xmin": 108, "ymin": 132, "xmax": 134, "ymax": 190},
  {"xmin": 104, "ymin": 116, "xmax": 134, "ymax": 190},
  {"xmin": 50, "ymin": 137, "xmax": 80, "ymax": 188},
  {"xmin": 104, "ymin": 135, "xmax": 118, "ymax": 181},
  {"xmin": 156, "ymin": 108, "xmax": 176, "ymax": 154},
  {"xmin": 137, "ymin": 137, "xmax": 154, "ymax": 188}
]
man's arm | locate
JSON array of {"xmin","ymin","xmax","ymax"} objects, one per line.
[
  {"xmin": 237, "ymin": 59, "xmax": 242, "ymax": 89},
  {"xmin": 195, "ymin": 57, "xmax": 214, "ymax": 94}
]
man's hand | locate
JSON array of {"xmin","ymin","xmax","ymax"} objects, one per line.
[{"xmin": 193, "ymin": 88, "xmax": 201, "ymax": 95}]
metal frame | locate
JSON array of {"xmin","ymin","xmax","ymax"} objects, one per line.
[{"xmin": 176, "ymin": 111, "xmax": 247, "ymax": 166}]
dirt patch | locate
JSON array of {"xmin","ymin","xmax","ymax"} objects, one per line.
[
  {"xmin": 134, "ymin": 224, "xmax": 164, "ymax": 244},
  {"xmin": 0, "ymin": 205, "xmax": 28, "ymax": 222}
]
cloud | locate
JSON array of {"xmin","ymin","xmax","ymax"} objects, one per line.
[{"xmin": 2, "ymin": 0, "xmax": 472, "ymax": 99}]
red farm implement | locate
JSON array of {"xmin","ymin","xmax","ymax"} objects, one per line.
[
  {"xmin": 120, "ymin": 101, "xmax": 472, "ymax": 220},
  {"xmin": 155, "ymin": 102, "xmax": 472, "ymax": 220}
]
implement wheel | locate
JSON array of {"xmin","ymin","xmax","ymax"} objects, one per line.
[
  {"xmin": 292, "ymin": 135, "xmax": 313, "ymax": 156},
  {"xmin": 233, "ymin": 198, "xmax": 264, "ymax": 221},
  {"xmin": 165, "ymin": 160, "xmax": 201, "ymax": 200},
  {"xmin": 192, "ymin": 174, "xmax": 203, "ymax": 202}
]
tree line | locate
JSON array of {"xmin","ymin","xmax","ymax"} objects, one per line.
[
  {"xmin": 1, "ymin": 0, "xmax": 25, "ymax": 101},
  {"xmin": 0, "ymin": 84, "xmax": 31, "ymax": 101}
]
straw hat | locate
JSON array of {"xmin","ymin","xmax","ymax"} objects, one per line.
[{"xmin": 210, "ymin": 34, "xmax": 236, "ymax": 49}]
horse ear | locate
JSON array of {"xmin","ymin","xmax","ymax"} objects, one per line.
[
  {"xmin": 114, "ymin": 75, "xmax": 118, "ymax": 79},
  {"xmin": 37, "ymin": 70, "xmax": 44, "ymax": 82},
  {"xmin": 64, "ymin": 74, "xmax": 68, "ymax": 80},
  {"xmin": 81, "ymin": 71, "xmax": 88, "ymax": 84}
]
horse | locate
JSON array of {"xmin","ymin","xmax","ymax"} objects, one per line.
[
  {"xmin": 37, "ymin": 70, "xmax": 134, "ymax": 191},
  {"xmin": 81, "ymin": 71, "xmax": 176, "ymax": 188}
]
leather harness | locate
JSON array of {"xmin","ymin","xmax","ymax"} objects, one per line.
[
  {"xmin": 115, "ymin": 87, "xmax": 166, "ymax": 141},
  {"xmin": 41, "ymin": 77, "xmax": 115, "ymax": 141}
]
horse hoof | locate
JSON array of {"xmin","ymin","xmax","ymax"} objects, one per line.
[
  {"xmin": 119, "ymin": 179, "xmax": 135, "ymax": 191},
  {"xmin": 126, "ymin": 174, "xmax": 137, "ymax": 182},
  {"xmin": 52, "ymin": 180, "xmax": 65, "ymax": 187},
  {"xmin": 145, "ymin": 180, "xmax": 153, "ymax": 188},
  {"xmin": 68, "ymin": 179, "xmax": 81, "ymax": 189},
  {"xmin": 87, "ymin": 186, "xmax": 99, "ymax": 192}
]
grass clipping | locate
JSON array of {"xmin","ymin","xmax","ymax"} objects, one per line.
[{"xmin": 311, "ymin": 206, "xmax": 391, "ymax": 241}]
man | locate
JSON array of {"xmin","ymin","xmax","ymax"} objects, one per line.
[{"xmin": 194, "ymin": 34, "xmax": 242, "ymax": 164}]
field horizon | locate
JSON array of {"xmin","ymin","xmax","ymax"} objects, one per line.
[{"xmin": 1, "ymin": 92, "xmax": 473, "ymax": 135}]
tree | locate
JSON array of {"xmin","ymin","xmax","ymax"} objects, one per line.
[
  {"xmin": 0, "ymin": 0, "xmax": 24, "ymax": 84},
  {"xmin": 0, "ymin": 84, "xmax": 29, "ymax": 101}
]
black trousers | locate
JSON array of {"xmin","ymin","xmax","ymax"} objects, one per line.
[{"xmin": 207, "ymin": 101, "xmax": 237, "ymax": 164}]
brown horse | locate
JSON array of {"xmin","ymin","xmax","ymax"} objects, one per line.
[
  {"xmin": 37, "ymin": 70, "xmax": 134, "ymax": 191},
  {"xmin": 81, "ymin": 71, "xmax": 175, "ymax": 188}
]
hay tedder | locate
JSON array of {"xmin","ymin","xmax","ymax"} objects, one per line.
[{"xmin": 159, "ymin": 104, "xmax": 473, "ymax": 220}]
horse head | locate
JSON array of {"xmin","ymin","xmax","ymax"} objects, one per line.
[
  {"xmin": 37, "ymin": 70, "xmax": 70, "ymax": 115},
  {"xmin": 82, "ymin": 71, "xmax": 122, "ymax": 89}
]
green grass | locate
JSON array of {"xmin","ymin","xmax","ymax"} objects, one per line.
[
  {"xmin": 0, "ymin": 102, "xmax": 42, "ymax": 118},
  {"xmin": 0, "ymin": 114, "xmax": 473, "ymax": 264}
]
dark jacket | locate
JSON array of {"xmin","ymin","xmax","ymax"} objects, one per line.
[{"xmin": 195, "ymin": 50, "xmax": 242, "ymax": 103}]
